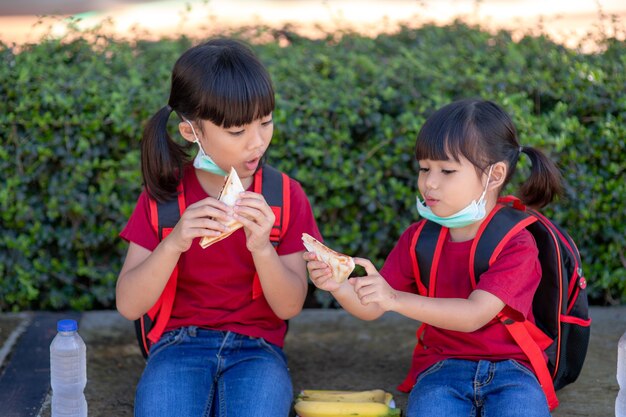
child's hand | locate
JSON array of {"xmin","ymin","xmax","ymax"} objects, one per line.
[
  {"xmin": 303, "ymin": 252, "xmax": 344, "ymax": 292},
  {"xmin": 350, "ymin": 258, "xmax": 397, "ymax": 311},
  {"xmin": 165, "ymin": 197, "xmax": 233, "ymax": 253},
  {"xmin": 233, "ymin": 191, "xmax": 275, "ymax": 254}
]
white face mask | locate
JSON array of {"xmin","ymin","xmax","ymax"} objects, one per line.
[
  {"xmin": 415, "ymin": 165, "xmax": 493, "ymax": 229},
  {"xmin": 186, "ymin": 120, "xmax": 228, "ymax": 176}
]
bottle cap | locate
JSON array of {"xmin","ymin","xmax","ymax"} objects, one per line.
[{"xmin": 57, "ymin": 319, "xmax": 78, "ymax": 332}]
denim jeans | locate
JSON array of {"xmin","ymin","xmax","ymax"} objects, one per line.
[
  {"xmin": 135, "ymin": 327, "xmax": 292, "ymax": 417},
  {"xmin": 407, "ymin": 359, "xmax": 551, "ymax": 417}
]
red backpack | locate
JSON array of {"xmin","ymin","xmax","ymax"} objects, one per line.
[
  {"xmin": 134, "ymin": 165, "xmax": 291, "ymax": 358},
  {"xmin": 399, "ymin": 196, "xmax": 591, "ymax": 411}
]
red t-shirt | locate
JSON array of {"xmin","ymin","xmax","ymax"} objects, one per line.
[
  {"xmin": 120, "ymin": 165, "xmax": 322, "ymax": 347},
  {"xmin": 380, "ymin": 222, "xmax": 541, "ymax": 385}
]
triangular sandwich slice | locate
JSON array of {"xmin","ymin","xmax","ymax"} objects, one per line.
[
  {"xmin": 199, "ymin": 167, "xmax": 245, "ymax": 248},
  {"xmin": 301, "ymin": 233, "xmax": 355, "ymax": 283}
]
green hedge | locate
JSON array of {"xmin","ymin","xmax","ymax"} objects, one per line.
[{"xmin": 1, "ymin": 22, "xmax": 624, "ymax": 311}]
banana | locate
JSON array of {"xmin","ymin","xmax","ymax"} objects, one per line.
[
  {"xmin": 294, "ymin": 400, "xmax": 401, "ymax": 417},
  {"xmin": 297, "ymin": 389, "xmax": 387, "ymax": 403}
]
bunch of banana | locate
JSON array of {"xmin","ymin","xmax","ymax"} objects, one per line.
[{"xmin": 294, "ymin": 389, "xmax": 401, "ymax": 417}]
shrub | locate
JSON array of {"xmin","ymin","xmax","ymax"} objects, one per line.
[{"xmin": 1, "ymin": 22, "xmax": 623, "ymax": 310}]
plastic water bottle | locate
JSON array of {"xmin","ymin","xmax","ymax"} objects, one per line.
[
  {"xmin": 50, "ymin": 319, "xmax": 87, "ymax": 417},
  {"xmin": 617, "ymin": 331, "xmax": 626, "ymax": 417}
]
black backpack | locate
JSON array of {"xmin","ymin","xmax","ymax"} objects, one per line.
[
  {"xmin": 401, "ymin": 196, "xmax": 591, "ymax": 410},
  {"xmin": 134, "ymin": 165, "xmax": 291, "ymax": 358}
]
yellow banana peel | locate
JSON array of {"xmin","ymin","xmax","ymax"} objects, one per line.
[
  {"xmin": 294, "ymin": 400, "xmax": 400, "ymax": 417},
  {"xmin": 297, "ymin": 389, "xmax": 387, "ymax": 403}
]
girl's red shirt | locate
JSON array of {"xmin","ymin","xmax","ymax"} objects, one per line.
[
  {"xmin": 120, "ymin": 165, "xmax": 322, "ymax": 347},
  {"xmin": 380, "ymin": 222, "xmax": 541, "ymax": 383}
]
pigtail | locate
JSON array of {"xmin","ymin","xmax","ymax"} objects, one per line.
[
  {"xmin": 140, "ymin": 105, "xmax": 188, "ymax": 202},
  {"xmin": 517, "ymin": 146, "xmax": 563, "ymax": 209}
]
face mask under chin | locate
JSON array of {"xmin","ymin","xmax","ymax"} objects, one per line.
[
  {"xmin": 186, "ymin": 120, "xmax": 228, "ymax": 177},
  {"xmin": 415, "ymin": 166, "xmax": 493, "ymax": 229}
]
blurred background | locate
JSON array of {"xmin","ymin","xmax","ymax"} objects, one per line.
[
  {"xmin": 1, "ymin": 1, "xmax": 624, "ymax": 310},
  {"xmin": 1, "ymin": 0, "xmax": 625, "ymax": 50}
]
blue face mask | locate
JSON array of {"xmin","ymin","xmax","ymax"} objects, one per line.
[
  {"xmin": 186, "ymin": 120, "xmax": 228, "ymax": 176},
  {"xmin": 415, "ymin": 165, "xmax": 493, "ymax": 229}
]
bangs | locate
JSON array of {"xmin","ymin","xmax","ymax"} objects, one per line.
[
  {"xmin": 173, "ymin": 40, "xmax": 276, "ymax": 128},
  {"xmin": 414, "ymin": 102, "xmax": 487, "ymax": 170},
  {"xmin": 198, "ymin": 59, "xmax": 275, "ymax": 128},
  {"xmin": 414, "ymin": 119, "xmax": 463, "ymax": 162}
]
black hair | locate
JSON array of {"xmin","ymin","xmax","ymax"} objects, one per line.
[
  {"xmin": 414, "ymin": 99, "xmax": 562, "ymax": 208},
  {"xmin": 141, "ymin": 38, "xmax": 275, "ymax": 202}
]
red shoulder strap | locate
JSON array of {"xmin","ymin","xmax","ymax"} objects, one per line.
[
  {"xmin": 472, "ymin": 200, "xmax": 558, "ymax": 410},
  {"xmin": 398, "ymin": 323, "xmax": 427, "ymax": 392},
  {"xmin": 400, "ymin": 220, "xmax": 447, "ymax": 391},
  {"xmin": 499, "ymin": 315, "xmax": 559, "ymax": 410},
  {"xmin": 469, "ymin": 202, "xmax": 536, "ymax": 286},
  {"xmin": 146, "ymin": 183, "xmax": 185, "ymax": 343},
  {"xmin": 252, "ymin": 166, "xmax": 290, "ymax": 299}
]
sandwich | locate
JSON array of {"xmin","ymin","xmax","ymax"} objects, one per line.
[
  {"xmin": 199, "ymin": 167, "xmax": 245, "ymax": 248},
  {"xmin": 301, "ymin": 233, "xmax": 355, "ymax": 283}
]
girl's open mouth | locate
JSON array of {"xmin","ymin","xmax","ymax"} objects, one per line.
[{"xmin": 245, "ymin": 157, "xmax": 260, "ymax": 171}]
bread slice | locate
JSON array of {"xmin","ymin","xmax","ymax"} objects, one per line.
[
  {"xmin": 302, "ymin": 233, "xmax": 355, "ymax": 283},
  {"xmin": 199, "ymin": 167, "xmax": 245, "ymax": 248}
]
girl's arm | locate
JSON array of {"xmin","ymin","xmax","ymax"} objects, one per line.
[
  {"xmin": 250, "ymin": 248, "xmax": 308, "ymax": 319},
  {"xmin": 116, "ymin": 197, "xmax": 232, "ymax": 320},
  {"xmin": 233, "ymin": 191, "xmax": 308, "ymax": 319},
  {"xmin": 353, "ymin": 258, "xmax": 505, "ymax": 332},
  {"xmin": 116, "ymin": 241, "xmax": 180, "ymax": 320}
]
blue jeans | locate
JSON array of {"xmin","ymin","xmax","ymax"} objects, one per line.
[
  {"xmin": 135, "ymin": 327, "xmax": 293, "ymax": 417},
  {"xmin": 407, "ymin": 359, "xmax": 551, "ymax": 417}
]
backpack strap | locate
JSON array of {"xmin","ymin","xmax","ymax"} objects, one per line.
[
  {"xmin": 399, "ymin": 220, "xmax": 448, "ymax": 392},
  {"xmin": 251, "ymin": 165, "xmax": 291, "ymax": 299},
  {"xmin": 469, "ymin": 203, "xmax": 536, "ymax": 286},
  {"xmin": 135, "ymin": 183, "xmax": 186, "ymax": 358},
  {"xmin": 471, "ymin": 200, "xmax": 558, "ymax": 410},
  {"xmin": 409, "ymin": 220, "xmax": 448, "ymax": 297},
  {"xmin": 500, "ymin": 316, "xmax": 559, "ymax": 410}
]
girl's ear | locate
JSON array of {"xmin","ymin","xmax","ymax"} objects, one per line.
[
  {"xmin": 488, "ymin": 161, "xmax": 508, "ymax": 191},
  {"xmin": 179, "ymin": 121, "xmax": 197, "ymax": 143}
]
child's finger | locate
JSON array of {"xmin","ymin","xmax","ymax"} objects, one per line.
[
  {"xmin": 192, "ymin": 196, "xmax": 231, "ymax": 213},
  {"xmin": 306, "ymin": 259, "xmax": 330, "ymax": 271},
  {"xmin": 233, "ymin": 206, "xmax": 264, "ymax": 224},
  {"xmin": 236, "ymin": 193, "xmax": 275, "ymax": 218},
  {"xmin": 192, "ymin": 218, "xmax": 229, "ymax": 233},
  {"xmin": 302, "ymin": 251, "xmax": 318, "ymax": 261},
  {"xmin": 195, "ymin": 227, "xmax": 223, "ymax": 238},
  {"xmin": 313, "ymin": 275, "xmax": 340, "ymax": 291},
  {"xmin": 234, "ymin": 212, "xmax": 262, "ymax": 233},
  {"xmin": 351, "ymin": 275, "xmax": 374, "ymax": 292},
  {"xmin": 310, "ymin": 265, "xmax": 332, "ymax": 280},
  {"xmin": 236, "ymin": 193, "xmax": 269, "ymax": 208},
  {"xmin": 187, "ymin": 202, "xmax": 233, "ymax": 223},
  {"xmin": 356, "ymin": 283, "xmax": 377, "ymax": 300}
]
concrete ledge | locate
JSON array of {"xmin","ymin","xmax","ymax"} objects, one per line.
[{"xmin": 0, "ymin": 306, "xmax": 623, "ymax": 416}]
